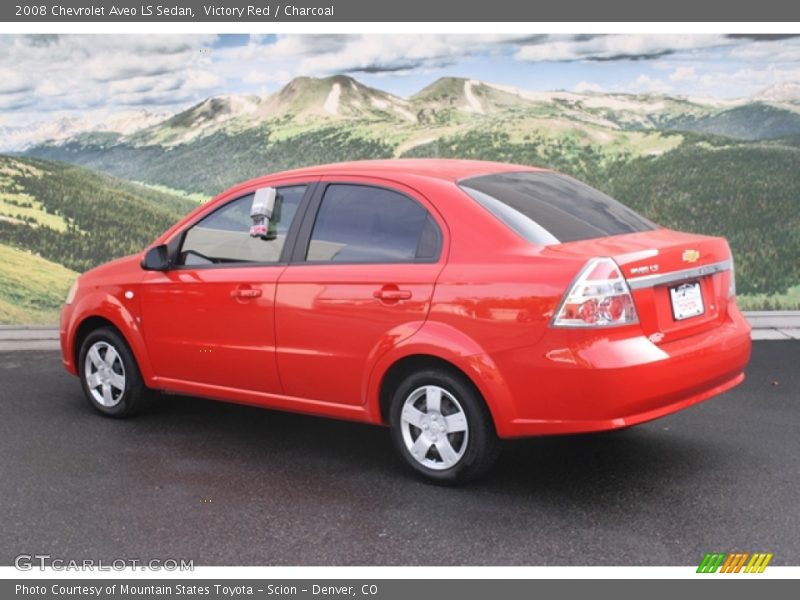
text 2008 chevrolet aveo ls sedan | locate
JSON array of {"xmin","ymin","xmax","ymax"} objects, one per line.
[{"xmin": 61, "ymin": 159, "xmax": 751, "ymax": 483}]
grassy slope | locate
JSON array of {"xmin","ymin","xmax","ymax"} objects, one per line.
[
  {"xmin": 0, "ymin": 155, "xmax": 197, "ymax": 325},
  {"xmin": 27, "ymin": 107, "xmax": 682, "ymax": 196},
  {"xmin": 599, "ymin": 140, "xmax": 800, "ymax": 298},
  {"xmin": 0, "ymin": 244, "xmax": 77, "ymax": 324},
  {"xmin": 0, "ymin": 154, "xmax": 196, "ymax": 273},
  {"xmin": 738, "ymin": 284, "xmax": 800, "ymax": 311},
  {"xmin": 19, "ymin": 108, "xmax": 800, "ymax": 309},
  {"xmin": 667, "ymin": 103, "xmax": 800, "ymax": 140}
]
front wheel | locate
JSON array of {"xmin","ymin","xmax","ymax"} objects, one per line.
[
  {"xmin": 389, "ymin": 369, "xmax": 501, "ymax": 485},
  {"xmin": 78, "ymin": 327, "xmax": 151, "ymax": 417}
]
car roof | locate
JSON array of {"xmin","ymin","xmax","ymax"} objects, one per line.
[{"xmin": 247, "ymin": 159, "xmax": 549, "ymax": 187}]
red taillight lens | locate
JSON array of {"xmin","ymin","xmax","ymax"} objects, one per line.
[
  {"xmin": 551, "ymin": 258, "xmax": 639, "ymax": 328},
  {"xmin": 577, "ymin": 298, "xmax": 598, "ymax": 323}
]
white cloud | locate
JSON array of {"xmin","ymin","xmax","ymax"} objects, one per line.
[
  {"xmin": 241, "ymin": 69, "xmax": 292, "ymax": 86},
  {"xmin": 185, "ymin": 70, "xmax": 222, "ymax": 90},
  {"xmin": 0, "ymin": 34, "xmax": 220, "ymax": 124},
  {"xmin": 110, "ymin": 76, "xmax": 190, "ymax": 98},
  {"xmin": 36, "ymin": 80, "xmax": 65, "ymax": 98},
  {"xmin": 269, "ymin": 34, "xmax": 520, "ymax": 75},
  {"xmin": 670, "ymin": 66, "xmax": 698, "ymax": 82},
  {"xmin": 2, "ymin": 33, "xmax": 800, "ymax": 129},
  {"xmin": 242, "ymin": 71, "xmax": 270, "ymax": 85},
  {"xmin": 630, "ymin": 74, "xmax": 673, "ymax": 94},
  {"xmin": 267, "ymin": 35, "xmax": 352, "ymax": 58},
  {"xmin": 515, "ymin": 34, "xmax": 734, "ymax": 62},
  {"xmin": 574, "ymin": 81, "xmax": 606, "ymax": 93},
  {"xmin": 0, "ymin": 90, "xmax": 35, "ymax": 111},
  {"xmin": 0, "ymin": 68, "xmax": 33, "ymax": 94},
  {"xmin": 728, "ymin": 37, "xmax": 800, "ymax": 62},
  {"xmin": 695, "ymin": 66, "xmax": 800, "ymax": 97}
]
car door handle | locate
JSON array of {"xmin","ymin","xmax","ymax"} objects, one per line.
[
  {"xmin": 231, "ymin": 287, "xmax": 262, "ymax": 299},
  {"xmin": 373, "ymin": 288, "xmax": 412, "ymax": 301}
]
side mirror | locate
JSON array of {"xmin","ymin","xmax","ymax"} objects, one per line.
[{"xmin": 141, "ymin": 245, "xmax": 171, "ymax": 271}]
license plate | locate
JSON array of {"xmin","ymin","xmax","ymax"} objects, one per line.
[{"xmin": 670, "ymin": 281, "xmax": 705, "ymax": 321}]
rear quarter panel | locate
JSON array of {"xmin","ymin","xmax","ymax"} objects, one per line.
[{"xmin": 363, "ymin": 178, "xmax": 588, "ymax": 434}]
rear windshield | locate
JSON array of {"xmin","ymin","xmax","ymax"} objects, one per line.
[{"xmin": 459, "ymin": 171, "xmax": 656, "ymax": 244}]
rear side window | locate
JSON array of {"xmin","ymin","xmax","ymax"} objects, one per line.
[
  {"xmin": 306, "ymin": 184, "xmax": 440, "ymax": 263},
  {"xmin": 460, "ymin": 171, "xmax": 656, "ymax": 244}
]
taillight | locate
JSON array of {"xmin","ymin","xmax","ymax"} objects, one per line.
[
  {"xmin": 551, "ymin": 258, "xmax": 639, "ymax": 328},
  {"xmin": 728, "ymin": 255, "xmax": 736, "ymax": 298}
]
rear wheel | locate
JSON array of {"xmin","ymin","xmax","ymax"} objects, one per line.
[
  {"xmin": 389, "ymin": 368, "xmax": 500, "ymax": 484},
  {"xmin": 78, "ymin": 327, "xmax": 151, "ymax": 417}
]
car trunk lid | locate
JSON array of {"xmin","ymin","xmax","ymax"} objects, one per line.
[{"xmin": 545, "ymin": 228, "xmax": 734, "ymax": 343}]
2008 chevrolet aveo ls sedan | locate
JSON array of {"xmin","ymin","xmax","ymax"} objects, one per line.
[{"xmin": 61, "ymin": 159, "xmax": 751, "ymax": 484}]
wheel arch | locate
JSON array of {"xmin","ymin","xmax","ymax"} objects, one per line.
[
  {"xmin": 378, "ymin": 355, "xmax": 485, "ymax": 423},
  {"xmin": 67, "ymin": 296, "xmax": 155, "ymax": 384},
  {"xmin": 73, "ymin": 316, "xmax": 119, "ymax": 365},
  {"xmin": 366, "ymin": 322, "xmax": 517, "ymax": 437}
]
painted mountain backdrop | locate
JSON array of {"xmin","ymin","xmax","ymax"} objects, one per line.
[{"xmin": 2, "ymin": 75, "xmax": 800, "ymax": 322}]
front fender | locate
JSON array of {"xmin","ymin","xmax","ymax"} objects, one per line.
[
  {"xmin": 364, "ymin": 320, "xmax": 517, "ymax": 437},
  {"xmin": 62, "ymin": 287, "xmax": 154, "ymax": 384}
]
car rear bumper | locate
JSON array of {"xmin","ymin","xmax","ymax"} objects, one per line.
[{"xmin": 497, "ymin": 308, "xmax": 751, "ymax": 437}]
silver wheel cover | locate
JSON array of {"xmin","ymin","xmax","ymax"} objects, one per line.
[
  {"xmin": 400, "ymin": 385, "xmax": 469, "ymax": 470},
  {"xmin": 84, "ymin": 341, "xmax": 126, "ymax": 408}
]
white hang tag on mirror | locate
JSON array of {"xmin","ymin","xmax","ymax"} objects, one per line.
[{"xmin": 250, "ymin": 187, "xmax": 277, "ymax": 238}]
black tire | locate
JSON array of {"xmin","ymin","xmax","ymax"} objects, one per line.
[
  {"xmin": 77, "ymin": 327, "xmax": 152, "ymax": 418},
  {"xmin": 389, "ymin": 368, "xmax": 501, "ymax": 485}
]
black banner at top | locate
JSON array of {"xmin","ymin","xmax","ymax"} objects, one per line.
[{"xmin": 3, "ymin": 0, "xmax": 800, "ymax": 22}]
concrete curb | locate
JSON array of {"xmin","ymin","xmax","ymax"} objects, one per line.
[
  {"xmin": 0, "ymin": 326, "xmax": 62, "ymax": 352},
  {"xmin": 0, "ymin": 340, "xmax": 61, "ymax": 352},
  {"xmin": 0, "ymin": 312, "xmax": 798, "ymax": 352},
  {"xmin": 743, "ymin": 311, "xmax": 800, "ymax": 340}
]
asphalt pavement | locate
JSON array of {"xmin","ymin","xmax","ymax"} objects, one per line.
[{"xmin": 0, "ymin": 341, "xmax": 798, "ymax": 566}]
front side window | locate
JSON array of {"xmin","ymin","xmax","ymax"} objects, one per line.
[
  {"xmin": 306, "ymin": 184, "xmax": 440, "ymax": 263},
  {"xmin": 179, "ymin": 185, "xmax": 306, "ymax": 266}
]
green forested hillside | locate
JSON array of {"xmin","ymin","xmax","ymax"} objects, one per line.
[
  {"xmin": 665, "ymin": 103, "xmax": 800, "ymax": 140},
  {"xmin": 0, "ymin": 155, "xmax": 197, "ymax": 273},
  {"xmin": 15, "ymin": 75, "xmax": 800, "ymax": 312},
  {"xmin": 401, "ymin": 127, "xmax": 623, "ymax": 187},
  {"xmin": 21, "ymin": 132, "xmax": 800, "ymax": 303},
  {"xmin": 30, "ymin": 126, "xmax": 396, "ymax": 196},
  {"xmin": 403, "ymin": 133, "xmax": 800, "ymax": 298},
  {"xmin": 601, "ymin": 142, "xmax": 800, "ymax": 297}
]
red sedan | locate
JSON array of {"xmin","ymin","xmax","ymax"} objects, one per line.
[{"xmin": 60, "ymin": 160, "xmax": 751, "ymax": 483}]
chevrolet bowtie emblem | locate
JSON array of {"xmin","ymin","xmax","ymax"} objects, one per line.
[{"xmin": 682, "ymin": 249, "xmax": 700, "ymax": 263}]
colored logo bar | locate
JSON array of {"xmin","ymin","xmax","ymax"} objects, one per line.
[{"xmin": 697, "ymin": 552, "xmax": 773, "ymax": 573}]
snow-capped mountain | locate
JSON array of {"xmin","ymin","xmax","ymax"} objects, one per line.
[
  {"xmin": 11, "ymin": 76, "xmax": 800, "ymax": 154},
  {"xmin": 259, "ymin": 75, "xmax": 412, "ymax": 121},
  {"xmin": 0, "ymin": 109, "xmax": 170, "ymax": 151},
  {"xmin": 123, "ymin": 75, "xmax": 416, "ymax": 147},
  {"xmin": 752, "ymin": 82, "xmax": 800, "ymax": 107}
]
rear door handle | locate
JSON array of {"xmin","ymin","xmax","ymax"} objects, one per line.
[
  {"xmin": 373, "ymin": 288, "xmax": 412, "ymax": 301},
  {"xmin": 231, "ymin": 287, "xmax": 262, "ymax": 299}
]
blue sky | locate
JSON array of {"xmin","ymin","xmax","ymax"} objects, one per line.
[{"xmin": 1, "ymin": 34, "xmax": 800, "ymax": 127}]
